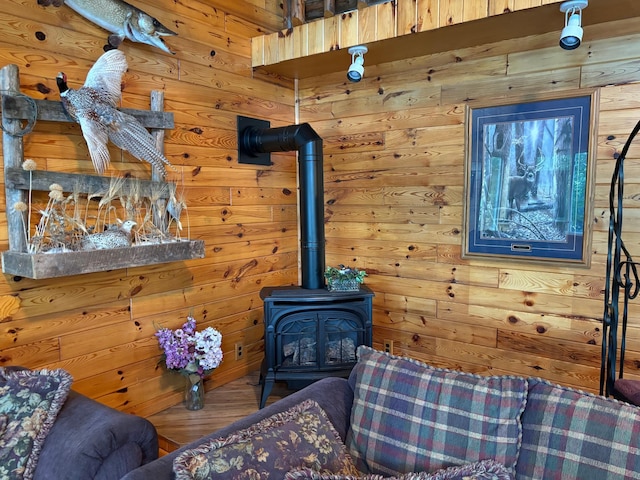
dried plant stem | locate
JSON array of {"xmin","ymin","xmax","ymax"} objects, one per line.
[
  {"xmin": 12, "ymin": 203, "xmax": 29, "ymax": 249},
  {"xmin": 27, "ymin": 171, "xmax": 32, "ymax": 242},
  {"xmin": 24, "ymin": 175, "xmax": 192, "ymax": 252}
]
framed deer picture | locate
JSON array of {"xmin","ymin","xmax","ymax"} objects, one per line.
[{"xmin": 463, "ymin": 92, "xmax": 597, "ymax": 265}]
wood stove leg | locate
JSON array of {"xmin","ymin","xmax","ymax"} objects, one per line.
[{"xmin": 259, "ymin": 376, "xmax": 274, "ymax": 409}]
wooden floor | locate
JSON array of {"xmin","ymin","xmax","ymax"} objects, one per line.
[{"xmin": 147, "ymin": 371, "xmax": 295, "ymax": 454}]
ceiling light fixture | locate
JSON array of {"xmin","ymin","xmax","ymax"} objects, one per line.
[
  {"xmin": 347, "ymin": 46, "xmax": 368, "ymax": 83},
  {"xmin": 559, "ymin": 0, "xmax": 587, "ymax": 50}
]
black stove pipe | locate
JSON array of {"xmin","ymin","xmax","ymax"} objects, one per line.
[{"xmin": 238, "ymin": 119, "xmax": 325, "ymax": 290}]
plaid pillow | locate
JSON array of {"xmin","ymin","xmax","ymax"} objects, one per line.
[
  {"xmin": 346, "ymin": 347, "xmax": 526, "ymax": 476},
  {"xmin": 517, "ymin": 378, "xmax": 640, "ymax": 480}
]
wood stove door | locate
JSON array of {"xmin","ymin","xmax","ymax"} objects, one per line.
[{"xmin": 275, "ymin": 309, "xmax": 364, "ymax": 371}]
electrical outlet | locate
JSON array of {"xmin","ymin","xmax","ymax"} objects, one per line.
[
  {"xmin": 235, "ymin": 343, "xmax": 243, "ymax": 360},
  {"xmin": 384, "ymin": 339, "xmax": 394, "ymax": 354}
]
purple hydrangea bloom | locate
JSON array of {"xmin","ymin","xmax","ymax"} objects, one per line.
[{"xmin": 155, "ymin": 316, "xmax": 223, "ymax": 378}]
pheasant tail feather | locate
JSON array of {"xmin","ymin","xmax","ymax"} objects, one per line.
[{"xmin": 108, "ymin": 111, "xmax": 174, "ymax": 176}]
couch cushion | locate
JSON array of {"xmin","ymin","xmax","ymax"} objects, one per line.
[
  {"xmin": 285, "ymin": 459, "xmax": 514, "ymax": 480},
  {"xmin": 347, "ymin": 346, "xmax": 527, "ymax": 476},
  {"xmin": 612, "ymin": 378, "xmax": 640, "ymax": 406},
  {"xmin": 173, "ymin": 399, "xmax": 359, "ymax": 479},
  {"xmin": 517, "ymin": 377, "xmax": 640, "ymax": 480},
  {"xmin": 0, "ymin": 367, "xmax": 73, "ymax": 480}
]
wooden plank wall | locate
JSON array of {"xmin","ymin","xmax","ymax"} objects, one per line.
[
  {"xmin": 0, "ymin": 0, "xmax": 296, "ymax": 416},
  {"xmin": 298, "ymin": 17, "xmax": 640, "ymax": 393},
  {"xmin": 3, "ymin": 0, "xmax": 640, "ymax": 418}
]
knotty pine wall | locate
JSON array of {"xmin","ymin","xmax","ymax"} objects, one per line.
[
  {"xmin": 0, "ymin": 0, "xmax": 297, "ymax": 416},
  {"xmin": 3, "ymin": 0, "xmax": 640, "ymax": 419},
  {"xmin": 298, "ymin": 17, "xmax": 640, "ymax": 393}
]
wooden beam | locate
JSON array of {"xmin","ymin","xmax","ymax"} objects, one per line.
[
  {"xmin": 1, "ymin": 95, "xmax": 174, "ymax": 129},
  {"xmin": 5, "ymin": 168, "xmax": 175, "ymax": 199},
  {"xmin": 284, "ymin": 0, "xmax": 306, "ymax": 28},
  {"xmin": 254, "ymin": 0, "xmax": 640, "ymax": 79},
  {"xmin": 325, "ymin": 0, "xmax": 336, "ymax": 17},
  {"xmin": 292, "ymin": 0, "xmax": 306, "ymax": 26},
  {"xmin": 1, "ymin": 64, "xmax": 27, "ymax": 253}
]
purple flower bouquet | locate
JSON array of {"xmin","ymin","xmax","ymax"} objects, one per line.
[{"xmin": 155, "ymin": 316, "xmax": 223, "ymax": 379}]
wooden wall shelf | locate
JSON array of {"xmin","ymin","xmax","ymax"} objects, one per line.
[
  {"xmin": 1, "ymin": 242, "xmax": 205, "ymax": 279},
  {"xmin": 0, "ymin": 63, "xmax": 205, "ymax": 279}
]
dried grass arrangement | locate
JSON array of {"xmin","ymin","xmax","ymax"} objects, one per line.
[{"xmin": 13, "ymin": 159, "xmax": 188, "ymax": 254}]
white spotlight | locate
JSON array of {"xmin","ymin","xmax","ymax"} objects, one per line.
[
  {"xmin": 559, "ymin": 0, "xmax": 587, "ymax": 50},
  {"xmin": 347, "ymin": 46, "xmax": 368, "ymax": 83}
]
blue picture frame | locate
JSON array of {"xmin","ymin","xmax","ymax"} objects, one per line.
[{"xmin": 463, "ymin": 93, "xmax": 596, "ymax": 265}]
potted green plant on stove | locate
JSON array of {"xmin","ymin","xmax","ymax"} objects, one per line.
[{"xmin": 324, "ymin": 264, "xmax": 367, "ymax": 292}]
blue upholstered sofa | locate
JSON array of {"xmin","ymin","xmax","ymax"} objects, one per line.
[
  {"xmin": 0, "ymin": 366, "xmax": 158, "ymax": 480},
  {"xmin": 123, "ymin": 346, "xmax": 640, "ymax": 479},
  {"xmin": 34, "ymin": 389, "xmax": 159, "ymax": 479}
]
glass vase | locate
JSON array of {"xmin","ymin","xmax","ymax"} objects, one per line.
[{"xmin": 184, "ymin": 375, "xmax": 205, "ymax": 410}]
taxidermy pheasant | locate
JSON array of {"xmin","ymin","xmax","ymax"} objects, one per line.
[
  {"xmin": 80, "ymin": 220, "xmax": 137, "ymax": 250},
  {"xmin": 56, "ymin": 49, "xmax": 173, "ymax": 176}
]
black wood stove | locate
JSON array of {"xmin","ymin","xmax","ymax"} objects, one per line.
[
  {"xmin": 259, "ymin": 286, "xmax": 373, "ymax": 408},
  {"xmin": 238, "ymin": 117, "xmax": 374, "ymax": 408}
]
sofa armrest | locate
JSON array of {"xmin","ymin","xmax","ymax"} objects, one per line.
[
  {"xmin": 122, "ymin": 376, "xmax": 354, "ymax": 480},
  {"xmin": 34, "ymin": 391, "xmax": 158, "ymax": 480}
]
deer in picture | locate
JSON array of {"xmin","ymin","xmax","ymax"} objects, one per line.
[{"xmin": 507, "ymin": 154, "xmax": 545, "ymax": 215}]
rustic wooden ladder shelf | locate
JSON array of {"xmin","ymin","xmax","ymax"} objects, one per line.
[{"xmin": 0, "ymin": 63, "xmax": 205, "ymax": 279}]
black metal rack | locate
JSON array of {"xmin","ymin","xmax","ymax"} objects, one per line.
[{"xmin": 600, "ymin": 119, "xmax": 640, "ymax": 399}]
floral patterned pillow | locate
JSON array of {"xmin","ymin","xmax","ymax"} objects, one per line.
[
  {"xmin": 173, "ymin": 399, "xmax": 359, "ymax": 480},
  {"xmin": 0, "ymin": 368, "xmax": 73, "ymax": 480}
]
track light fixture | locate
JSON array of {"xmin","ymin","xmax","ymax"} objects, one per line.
[
  {"xmin": 559, "ymin": 0, "xmax": 587, "ymax": 50},
  {"xmin": 347, "ymin": 46, "xmax": 368, "ymax": 83}
]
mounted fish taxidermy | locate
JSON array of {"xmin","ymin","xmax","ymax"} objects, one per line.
[
  {"xmin": 37, "ymin": 0, "xmax": 177, "ymax": 54},
  {"xmin": 56, "ymin": 49, "xmax": 174, "ymax": 176}
]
